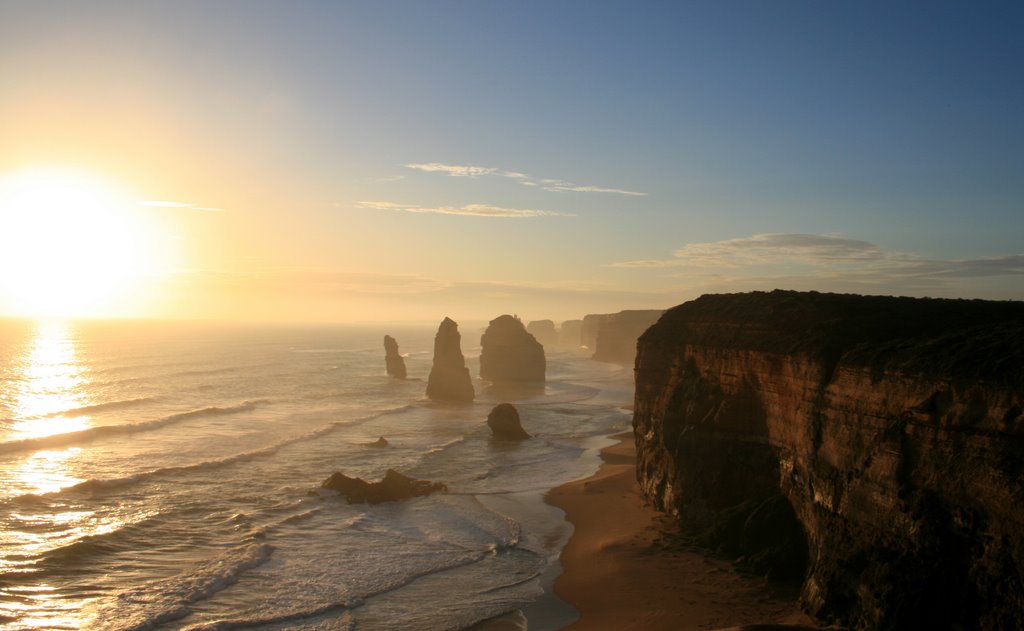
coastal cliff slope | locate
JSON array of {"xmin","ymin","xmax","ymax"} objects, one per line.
[{"xmin": 634, "ymin": 290, "xmax": 1024, "ymax": 630}]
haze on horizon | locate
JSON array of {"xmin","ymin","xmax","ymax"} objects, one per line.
[{"xmin": 1, "ymin": 2, "xmax": 1022, "ymax": 323}]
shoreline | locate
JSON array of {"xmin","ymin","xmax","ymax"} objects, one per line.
[{"xmin": 545, "ymin": 430, "xmax": 817, "ymax": 630}]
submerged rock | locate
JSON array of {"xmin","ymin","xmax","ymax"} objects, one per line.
[
  {"xmin": 480, "ymin": 315, "xmax": 545, "ymax": 383},
  {"xmin": 320, "ymin": 469, "xmax": 446, "ymax": 504},
  {"xmin": 383, "ymin": 335, "xmax": 407, "ymax": 379},
  {"xmin": 426, "ymin": 317, "xmax": 475, "ymax": 403},
  {"xmin": 486, "ymin": 403, "xmax": 530, "ymax": 440}
]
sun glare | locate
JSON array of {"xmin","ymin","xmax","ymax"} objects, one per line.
[{"xmin": 0, "ymin": 167, "xmax": 168, "ymax": 317}]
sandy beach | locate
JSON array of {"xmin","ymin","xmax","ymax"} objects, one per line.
[{"xmin": 546, "ymin": 430, "xmax": 817, "ymax": 631}]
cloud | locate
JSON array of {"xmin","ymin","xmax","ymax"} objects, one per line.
[
  {"xmin": 143, "ymin": 200, "xmax": 225, "ymax": 212},
  {"xmin": 404, "ymin": 163, "xmax": 498, "ymax": 177},
  {"xmin": 543, "ymin": 184, "xmax": 647, "ymax": 196},
  {"xmin": 610, "ymin": 233, "xmax": 883, "ymax": 268},
  {"xmin": 607, "ymin": 232, "xmax": 1024, "ymax": 299},
  {"xmin": 354, "ymin": 200, "xmax": 571, "ymax": 218},
  {"xmin": 401, "ymin": 162, "xmax": 646, "ymax": 196}
]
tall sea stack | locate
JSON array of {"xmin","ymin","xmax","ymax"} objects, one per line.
[
  {"xmin": 480, "ymin": 315, "xmax": 545, "ymax": 383},
  {"xmin": 426, "ymin": 317, "xmax": 474, "ymax": 403},
  {"xmin": 525, "ymin": 319, "xmax": 557, "ymax": 348},
  {"xmin": 383, "ymin": 335, "xmax": 407, "ymax": 379},
  {"xmin": 634, "ymin": 290, "xmax": 1024, "ymax": 629}
]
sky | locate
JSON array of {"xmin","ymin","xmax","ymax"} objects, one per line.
[{"xmin": 1, "ymin": 1, "xmax": 1022, "ymax": 322}]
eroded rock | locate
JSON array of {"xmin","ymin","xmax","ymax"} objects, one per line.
[
  {"xmin": 426, "ymin": 317, "xmax": 474, "ymax": 403},
  {"xmin": 384, "ymin": 335, "xmax": 407, "ymax": 379},
  {"xmin": 480, "ymin": 315, "xmax": 545, "ymax": 383},
  {"xmin": 321, "ymin": 469, "xmax": 446, "ymax": 504},
  {"xmin": 486, "ymin": 403, "xmax": 530, "ymax": 440}
]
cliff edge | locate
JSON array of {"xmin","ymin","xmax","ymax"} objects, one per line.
[{"xmin": 634, "ymin": 290, "xmax": 1024, "ymax": 630}]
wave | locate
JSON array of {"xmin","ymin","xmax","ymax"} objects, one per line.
[
  {"xmin": 6, "ymin": 404, "xmax": 419, "ymax": 504},
  {"xmin": 0, "ymin": 401, "xmax": 266, "ymax": 456},
  {"xmin": 98, "ymin": 542, "xmax": 275, "ymax": 631},
  {"xmin": 55, "ymin": 397, "xmax": 156, "ymax": 417}
]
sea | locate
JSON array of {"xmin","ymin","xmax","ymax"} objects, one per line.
[{"xmin": 0, "ymin": 319, "xmax": 633, "ymax": 630}]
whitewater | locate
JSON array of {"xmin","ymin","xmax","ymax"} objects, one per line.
[{"xmin": 0, "ymin": 319, "xmax": 632, "ymax": 630}]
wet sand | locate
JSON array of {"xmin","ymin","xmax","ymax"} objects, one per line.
[{"xmin": 546, "ymin": 430, "xmax": 818, "ymax": 631}]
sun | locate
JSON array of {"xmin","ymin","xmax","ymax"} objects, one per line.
[{"xmin": 0, "ymin": 167, "xmax": 168, "ymax": 318}]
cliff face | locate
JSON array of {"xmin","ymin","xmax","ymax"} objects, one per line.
[
  {"xmin": 480, "ymin": 315, "xmax": 545, "ymax": 382},
  {"xmin": 526, "ymin": 319, "xmax": 558, "ymax": 348},
  {"xmin": 634, "ymin": 291, "xmax": 1024, "ymax": 630},
  {"xmin": 559, "ymin": 319, "xmax": 583, "ymax": 349},
  {"xmin": 591, "ymin": 309, "xmax": 664, "ymax": 365},
  {"xmin": 426, "ymin": 317, "xmax": 475, "ymax": 403}
]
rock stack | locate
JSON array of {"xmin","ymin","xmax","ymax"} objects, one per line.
[
  {"xmin": 479, "ymin": 315, "xmax": 545, "ymax": 383},
  {"xmin": 425, "ymin": 317, "xmax": 475, "ymax": 403},
  {"xmin": 383, "ymin": 335, "xmax": 407, "ymax": 379},
  {"xmin": 525, "ymin": 319, "xmax": 557, "ymax": 348},
  {"xmin": 486, "ymin": 403, "xmax": 530, "ymax": 440}
]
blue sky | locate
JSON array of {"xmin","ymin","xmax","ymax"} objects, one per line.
[{"xmin": 1, "ymin": 1, "xmax": 1022, "ymax": 321}]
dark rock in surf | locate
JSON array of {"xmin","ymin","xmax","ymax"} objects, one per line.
[
  {"xmin": 480, "ymin": 315, "xmax": 545, "ymax": 383},
  {"xmin": 426, "ymin": 317, "xmax": 475, "ymax": 403},
  {"xmin": 487, "ymin": 403, "xmax": 530, "ymax": 440},
  {"xmin": 384, "ymin": 335, "xmax": 407, "ymax": 379},
  {"xmin": 365, "ymin": 436, "xmax": 389, "ymax": 448},
  {"xmin": 320, "ymin": 469, "xmax": 446, "ymax": 504}
]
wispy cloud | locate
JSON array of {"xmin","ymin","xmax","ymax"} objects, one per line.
[
  {"xmin": 609, "ymin": 233, "xmax": 884, "ymax": 268},
  {"xmin": 354, "ymin": 200, "xmax": 571, "ymax": 218},
  {"xmin": 401, "ymin": 162, "xmax": 646, "ymax": 196},
  {"xmin": 608, "ymin": 232, "xmax": 1024, "ymax": 298},
  {"xmin": 143, "ymin": 200, "xmax": 226, "ymax": 212},
  {"xmin": 404, "ymin": 163, "xmax": 498, "ymax": 177}
]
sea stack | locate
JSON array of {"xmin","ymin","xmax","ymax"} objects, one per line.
[
  {"xmin": 525, "ymin": 319, "xmax": 557, "ymax": 348},
  {"xmin": 480, "ymin": 315, "xmax": 545, "ymax": 383},
  {"xmin": 486, "ymin": 403, "xmax": 530, "ymax": 440},
  {"xmin": 425, "ymin": 317, "xmax": 475, "ymax": 403},
  {"xmin": 383, "ymin": 335, "xmax": 407, "ymax": 379}
]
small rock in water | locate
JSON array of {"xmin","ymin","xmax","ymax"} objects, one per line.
[
  {"xmin": 487, "ymin": 403, "xmax": 531, "ymax": 440},
  {"xmin": 320, "ymin": 469, "xmax": 446, "ymax": 504},
  {"xmin": 364, "ymin": 436, "xmax": 389, "ymax": 448}
]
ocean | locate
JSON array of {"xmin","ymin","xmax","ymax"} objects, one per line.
[{"xmin": 0, "ymin": 319, "xmax": 632, "ymax": 630}]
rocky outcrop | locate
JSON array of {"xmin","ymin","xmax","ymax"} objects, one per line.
[
  {"xmin": 364, "ymin": 436, "xmax": 389, "ymax": 448},
  {"xmin": 580, "ymin": 314, "xmax": 604, "ymax": 351},
  {"xmin": 634, "ymin": 290, "xmax": 1024, "ymax": 630},
  {"xmin": 480, "ymin": 315, "xmax": 545, "ymax": 383},
  {"xmin": 384, "ymin": 335, "xmax": 407, "ymax": 379},
  {"xmin": 426, "ymin": 317, "xmax": 475, "ymax": 403},
  {"xmin": 526, "ymin": 320, "xmax": 558, "ymax": 348},
  {"xmin": 559, "ymin": 319, "xmax": 583, "ymax": 349},
  {"xmin": 487, "ymin": 403, "xmax": 530, "ymax": 440},
  {"xmin": 589, "ymin": 309, "xmax": 665, "ymax": 365},
  {"xmin": 321, "ymin": 469, "xmax": 446, "ymax": 504}
]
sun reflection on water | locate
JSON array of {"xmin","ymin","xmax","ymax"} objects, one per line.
[{"xmin": 10, "ymin": 320, "xmax": 92, "ymax": 439}]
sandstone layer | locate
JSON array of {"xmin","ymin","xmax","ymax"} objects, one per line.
[
  {"xmin": 426, "ymin": 317, "xmax": 475, "ymax": 402},
  {"xmin": 480, "ymin": 315, "xmax": 545, "ymax": 383},
  {"xmin": 383, "ymin": 334, "xmax": 407, "ymax": 379},
  {"xmin": 634, "ymin": 290, "xmax": 1024, "ymax": 630}
]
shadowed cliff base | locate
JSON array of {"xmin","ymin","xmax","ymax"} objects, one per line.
[
  {"xmin": 548, "ymin": 431, "xmax": 817, "ymax": 630},
  {"xmin": 635, "ymin": 290, "xmax": 1024, "ymax": 630}
]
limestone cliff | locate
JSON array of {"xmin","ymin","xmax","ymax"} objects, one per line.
[
  {"xmin": 526, "ymin": 319, "xmax": 558, "ymax": 348},
  {"xmin": 383, "ymin": 335, "xmax": 407, "ymax": 379},
  {"xmin": 426, "ymin": 317, "xmax": 475, "ymax": 402},
  {"xmin": 634, "ymin": 290, "xmax": 1024, "ymax": 630},
  {"xmin": 590, "ymin": 309, "xmax": 665, "ymax": 365},
  {"xmin": 559, "ymin": 319, "xmax": 583, "ymax": 349},
  {"xmin": 480, "ymin": 315, "xmax": 545, "ymax": 383}
]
